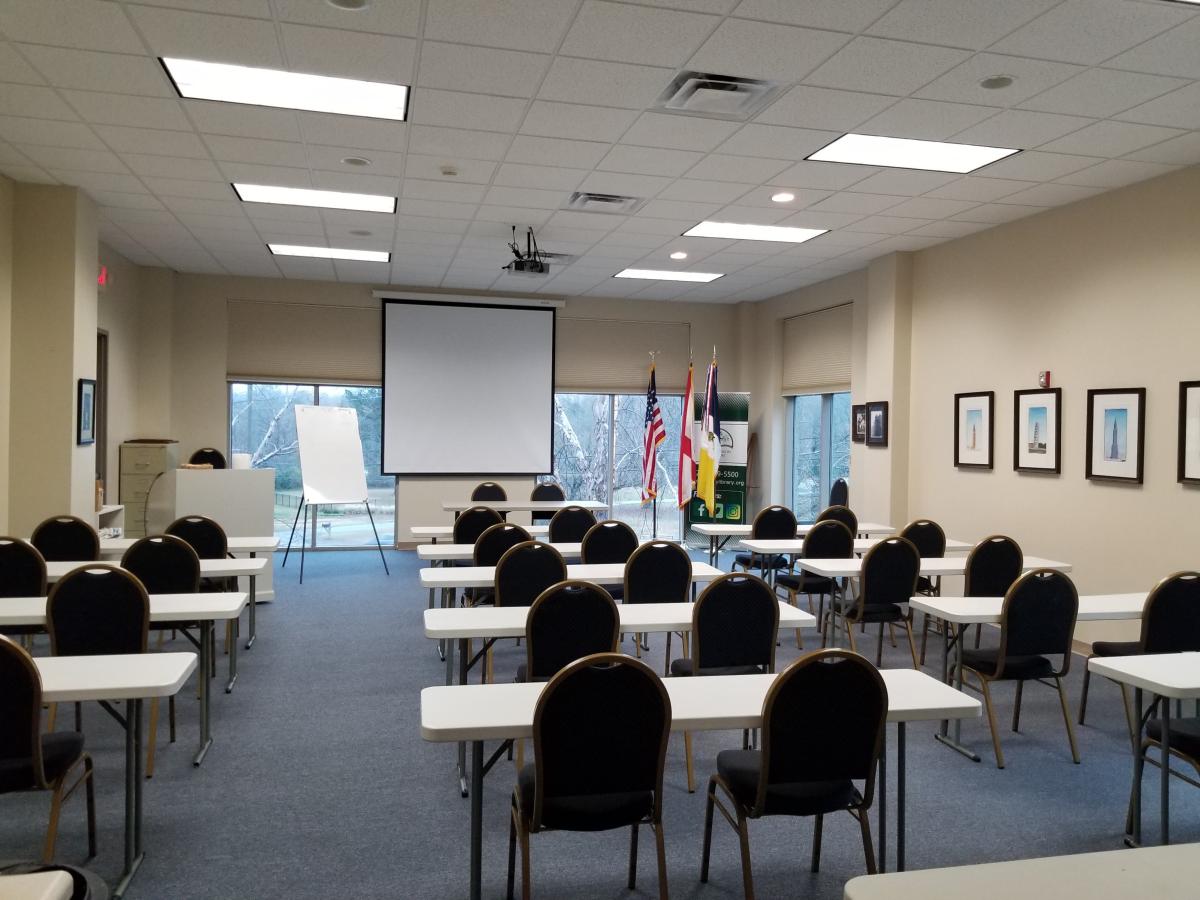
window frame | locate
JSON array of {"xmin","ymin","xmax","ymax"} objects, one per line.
[{"xmin": 787, "ymin": 389, "xmax": 851, "ymax": 523}]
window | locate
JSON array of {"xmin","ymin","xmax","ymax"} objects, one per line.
[
  {"xmin": 229, "ymin": 381, "xmax": 395, "ymax": 549},
  {"xmin": 790, "ymin": 391, "xmax": 851, "ymax": 523}
]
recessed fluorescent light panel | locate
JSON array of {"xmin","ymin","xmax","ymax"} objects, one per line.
[
  {"xmin": 807, "ymin": 133, "xmax": 1019, "ymax": 173},
  {"xmin": 161, "ymin": 57, "xmax": 408, "ymax": 120},
  {"xmin": 233, "ymin": 183, "xmax": 396, "ymax": 213},
  {"xmin": 615, "ymin": 269, "xmax": 723, "ymax": 283},
  {"xmin": 268, "ymin": 244, "xmax": 390, "ymax": 263},
  {"xmin": 683, "ymin": 221, "xmax": 827, "ymax": 244}
]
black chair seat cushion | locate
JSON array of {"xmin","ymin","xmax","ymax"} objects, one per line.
[
  {"xmin": 606, "ymin": 585, "xmax": 624, "ymax": 602},
  {"xmin": 464, "ymin": 588, "xmax": 494, "ymax": 607},
  {"xmin": 514, "ymin": 664, "xmax": 551, "ymax": 684},
  {"xmin": 717, "ymin": 749, "xmax": 856, "ymax": 817},
  {"xmin": 670, "ymin": 659, "xmax": 763, "ymax": 677},
  {"xmin": 961, "ymin": 648, "xmax": 1052, "ymax": 680},
  {"xmin": 834, "ymin": 599, "xmax": 905, "ymax": 623},
  {"xmin": 733, "ymin": 553, "xmax": 789, "ymax": 571},
  {"xmin": 775, "ymin": 573, "xmax": 833, "ymax": 595},
  {"xmin": 0, "ymin": 732, "xmax": 84, "ymax": 792},
  {"xmin": 916, "ymin": 576, "xmax": 937, "ymax": 594},
  {"xmin": 1146, "ymin": 717, "xmax": 1200, "ymax": 758},
  {"xmin": 517, "ymin": 764, "xmax": 652, "ymax": 832},
  {"xmin": 1092, "ymin": 640, "xmax": 1141, "ymax": 657}
]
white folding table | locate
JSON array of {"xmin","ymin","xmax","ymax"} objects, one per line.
[
  {"xmin": 693, "ymin": 522, "xmax": 896, "ymax": 567},
  {"xmin": 417, "ymin": 542, "xmax": 584, "ymax": 563},
  {"xmin": 442, "ymin": 499, "xmax": 609, "ymax": 514},
  {"xmin": 0, "ymin": 872, "xmax": 75, "ymax": 900},
  {"xmin": 797, "ymin": 555, "xmax": 1071, "ymax": 580},
  {"xmin": 35, "ymin": 653, "xmax": 196, "ymax": 898},
  {"xmin": 419, "ymin": 560, "xmax": 724, "ymax": 592},
  {"xmin": 99, "ymin": 536, "xmax": 279, "ymax": 557},
  {"xmin": 421, "ymin": 667, "xmax": 979, "ymax": 899},
  {"xmin": 412, "ymin": 525, "xmax": 549, "ymax": 543}
]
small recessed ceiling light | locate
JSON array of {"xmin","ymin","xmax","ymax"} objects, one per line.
[
  {"xmin": 269, "ymin": 244, "xmax": 390, "ymax": 263},
  {"xmin": 770, "ymin": 191, "xmax": 795, "ymax": 203},
  {"xmin": 233, "ymin": 183, "xmax": 396, "ymax": 213},
  {"xmin": 615, "ymin": 268, "xmax": 722, "ymax": 283},
  {"xmin": 161, "ymin": 57, "xmax": 407, "ymax": 121},
  {"xmin": 669, "ymin": 251, "xmax": 688, "ymax": 260},
  {"xmin": 979, "ymin": 75, "xmax": 1014, "ymax": 90},
  {"xmin": 328, "ymin": 0, "xmax": 370, "ymax": 9},
  {"xmin": 807, "ymin": 134, "xmax": 1019, "ymax": 174},
  {"xmin": 341, "ymin": 156, "xmax": 372, "ymax": 167},
  {"xmin": 684, "ymin": 221, "xmax": 827, "ymax": 244}
]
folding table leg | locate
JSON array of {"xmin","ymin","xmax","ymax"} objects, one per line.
[
  {"xmin": 194, "ymin": 620, "xmax": 213, "ymax": 765},
  {"xmin": 470, "ymin": 741, "xmax": 484, "ymax": 900},
  {"xmin": 878, "ymin": 726, "xmax": 887, "ymax": 873}
]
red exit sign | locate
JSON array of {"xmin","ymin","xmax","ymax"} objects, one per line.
[{"xmin": 97, "ymin": 264, "xmax": 108, "ymax": 288}]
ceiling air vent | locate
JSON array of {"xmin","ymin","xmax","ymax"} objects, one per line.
[
  {"xmin": 564, "ymin": 192, "xmax": 645, "ymax": 215},
  {"xmin": 656, "ymin": 71, "xmax": 781, "ymax": 120}
]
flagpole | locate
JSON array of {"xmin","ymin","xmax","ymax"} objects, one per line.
[{"xmin": 648, "ymin": 350, "xmax": 659, "ymax": 540}]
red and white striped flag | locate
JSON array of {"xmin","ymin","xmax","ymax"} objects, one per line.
[
  {"xmin": 677, "ymin": 362, "xmax": 695, "ymax": 508},
  {"xmin": 641, "ymin": 363, "xmax": 666, "ymax": 503}
]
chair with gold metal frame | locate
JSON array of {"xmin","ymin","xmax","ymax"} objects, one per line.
[
  {"xmin": 920, "ymin": 535, "xmax": 1022, "ymax": 665},
  {"xmin": 548, "ymin": 505, "xmax": 597, "ymax": 543},
  {"xmin": 484, "ymin": 542, "xmax": 567, "ymax": 683},
  {"xmin": 471, "ymin": 482, "xmax": 507, "ymax": 502},
  {"xmin": 517, "ymin": 581, "xmax": 619, "ymax": 683},
  {"xmin": 960, "ymin": 569, "xmax": 1080, "ymax": 769},
  {"xmin": 463, "ymin": 523, "xmax": 530, "ymax": 608},
  {"xmin": 827, "ymin": 538, "xmax": 920, "ymax": 668},
  {"xmin": 816, "ymin": 504, "xmax": 858, "ymax": 538},
  {"xmin": 899, "ymin": 519, "xmax": 945, "ymax": 597},
  {"xmin": 452, "ymin": 506, "xmax": 504, "ymax": 549},
  {"xmin": 0, "ymin": 635, "xmax": 96, "ymax": 863},
  {"xmin": 700, "ymin": 649, "xmax": 886, "ymax": 899},
  {"xmin": 732, "ymin": 505, "xmax": 796, "ymax": 577},
  {"xmin": 31, "ymin": 516, "xmax": 99, "ymax": 563},
  {"xmin": 529, "ymin": 481, "xmax": 564, "ymax": 527},
  {"xmin": 774, "ymin": 520, "xmax": 853, "ymax": 649},
  {"xmin": 623, "ymin": 540, "xmax": 692, "ymax": 673},
  {"xmin": 0, "ymin": 537, "xmax": 47, "ymax": 641},
  {"xmin": 828, "ymin": 477, "xmax": 849, "ymax": 508},
  {"xmin": 581, "ymin": 520, "xmax": 639, "ymax": 600},
  {"xmin": 507, "ymin": 652, "xmax": 671, "ymax": 900}
]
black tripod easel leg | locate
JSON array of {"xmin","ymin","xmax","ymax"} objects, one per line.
[
  {"xmin": 365, "ymin": 501, "xmax": 390, "ymax": 575},
  {"xmin": 281, "ymin": 495, "xmax": 305, "ymax": 568},
  {"xmin": 299, "ymin": 503, "xmax": 309, "ymax": 585}
]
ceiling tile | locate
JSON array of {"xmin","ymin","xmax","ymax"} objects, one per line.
[
  {"xmin": 411, "ymin": 90, "xmax": 527, "ymax": 133},
  {"xmin": 1038, "ymin": 120, "xmax": 1185, "ymax": 157},
  {"xmin": 915, "ymin": 53, "xmax": 1083, "ymax": 106},
  {"xmin": 716, "ymin": 124, "xmax": 837, "ymax": 160},
  {"xmin": 538, "ymin": 58, "xmax": 672, "ymax": 109},
  {"xmin": 950, "ymin": 202, "xmax": 1044, "ymax": 224},
  {"xmin": 731, "ymin": 0, "xmax": 897, "ymax": 32},
  {"xmin": 598, "ymin": 144, "xmax": 704, "ymax": 177},
  {"xmin": 424, "ymin": 0, "xmax": 575, "ymax": 52},
  {"xmin": 473, "ymin": 205, "xmax": 552, "ymax": 226},
  {"xmin": 121, "ymin": 153, "xmax": 223, "ymax": 180},
  {"xmin": 482, "ymin": 185, "xmax": 566, "ymax": 209},
  {"xmin": 687, "ymin": 18, "xmax": 849, "ymax": 82},
  {"xmin": 2, "ymin": 0, "xmax": 143, "ymax": 52},
  {"xmin": 218, "ymin": 161, "xmax": 311, "ymax": 187},
  {"xmin": 776, "ymin": 209, "xmax": 865, "ymax": 230},
  {"xmin": 773, "ymin": 160, "xmax": 876, "ymax": 190},
  {"xmin": 577, "ymin": 171, "xmax": 673, "ymax": 196},
  {"xmin": 409, "ymin": 125, "xmax": 511, "ymax": 161},
  {"xmin": 95, "ymin": 124, "xmax": 212, "ymax": 158},
  {"xmin": 992, "ymin": 0, "xmax": 1191, "ymax": 66},
  {"xmin": 0, "ymin": 83, "xmax": 75, "ymax": 120},
  {"xmin": 1019, "ymin": 68, "xmax": 1187, "ymax": 119},
  {"xmin": 638, "ymin": 198, "xmax": 724, "ymax": 220},
  {"xmin": 659, "ymin": 178, "xmax": 755, "ymax": 203},
  {"xmin": 406, "ymin": 156, "xmax": 497, "ymax": 184},
  {"xmin": 275, "ymin": 256, "xmax": 337, "ymax": 280},
  {"xmin": 1056, "ymin": 158, "xmax": 1177, "ymax": 189},
  {"xmin": 397, "ymin": 198, "xmax": 478, "ymax": 220},
  {"xmin": 296, "ymin": 113, "xmax": 405, "ymax": 151},
  {"xmin": 1123, "ymin": 131, "xmax": 1200, "ymax": 166},
  {"xmin": 49, "ymin": 170, "xmax": 143, "ymax": 193},
  {"xmin": 1116, "ymin": 82, "xmax": 1200, "ymax": 130},
  {"xmin": 492, "ymin": 162, "xmax": 586, "ymax": 190},
  {"xmin": 417, "ymin": 41, "xmax": 550, "ymax": 97},
  {"xmin": 507, "ymin": 135, "xmax": 610, "ymax": 169},
  {"xmin": 310, "ymin": 170, "xmax": 400, "ymax": 195},
  {"xmin": 180, "ymin": 101, "xmax": 299, "ymax": 141},
  {"xmin": 709, "ymin": 204, "xmax": 793, "ymax": 224},
  {"xmin": 0, "ymin": 42, "xmax": 44, "ymax": 84},
  {"xmin": 126, "ymin": 6, "xmax": 285, "ymax": 67},
  {"xmin": 857, "ymin": 99, "xmax": 997, "ymax": 141},
  {"xmin": 0, "ymin": 116, "xmax": 103, "ymax": 150},
  {"xmin": 279, "ymin": 24, "xmax": 416, "ymax": 83},
  {"xmin": 686, "ymin": 153, "xmax": 792, "ymax": 184},
  {"xmin": 847, "ymin": 169, "xmax": 959, "ymax": 194},
  {"xmin": 206, "ymin": 134, "xmax": 307, "ymax": 167},
  {"xmin": 1107, "ymin": 17, "xmax": 1200, "ymax": 79},
  {"xmin": 92, "ymin": 190, "xmax": 165, "ymax": 210},
  {"xmin": 925, "ymin": 176, "xmax": 1035, "ymax": 201},
  {"xmin": 756, "ymin": 86, "xmax": 896, "ymax": 132},
  {"xmin": 804, "ymin": 37, "xmax": 969, "ymax": 96},
  {"xmin": 19, "ymin": 46, "xmax": 173, "ymax": 96},
  {"xmin": 560, "ymin": 1, "xmax": 719, "ymax": 68},
  {"xmin": 951, "ymin": 109, "xmax": 1093, "ymax": 148},
  {"xmin": 521, "ymin": 101, "xmax": 638, "ymax": 143},
  {"xmin": 906, "ymin": 219, "xmax": 992, "ymax": 238},
  {"xmin": 307, "ymin": 145, "xmax": 405, "ymax": 177},
  {"xmin": 21, "ymin": 145, "xmax": 127, "ymax": 172},
  {"xmin": 59, "ymin": 90, "xmax": 188, "ymax": 132},
  {"xmin": 273, "ymin": 0, "xmax": 420, "ymax": 36},
  {"xmin": 736, "ymin": 185, "xmax": 832, "ymax": 208},
  {"xmin": 866, "ymin": 0, "xmax": 1060, "ymax": 49},
  {"xmin": 143, "ymin": 177, "xmax": 238, "ymax": 199},
  {"xmin": 972, "ymin": 150, "xmax": 1098, "ymax": 181},
  {"xmin": 809, "ymin": 192, "xmax": 904, "ymax": 215},
  {"xmin": 621, "ymin": 113, "xmax": 740, "ymax": 152},
  {"xmin": 163, "ymin": 198, "xmax": 245, "ymax": 217},
  {"xmin": 883, "ymin": 196, "xmax": 980, "ymax": 218},
  {"xmin": 994, "ymin": 182, "xmax": 1105, "ymax": 207}
]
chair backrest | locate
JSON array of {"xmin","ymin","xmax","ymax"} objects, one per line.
[
  {"xmin": 530, "ymin": 482, "xmax": 565, "ymax": 502},
  {"xmin": 857, "ymin": 537, "xmax": 919, "ymax": 612},
  {"xmin": 525, "ymin": 581, "xmax": 620, "ymax": 681},
  {"xmin": 493, "ymin": 541, "xmax": 567, "ymax": 608},
  {"xmin": 964, "ymin": 535, "xmax": 1023, "ymax": 598},
  {"xmin": 471, "ymin": 482, "xmax": 507, "ymax": 501},
  {"xmin": 0, "ymin": 636, "xmax": 48, "ymax": 787},
  {"xmin": 751, "ymin": 505, "xmax": 797, "ymax": 540},
  {"xmin": 188, "ymin": 447, "xmax": 227, "ymax": 468},
  {"xmin": 899, "ymin": 519, "xmax": 946, "ymax": 559},
  {"xmin": 452, "ymin": 506, "xmax": 503, "ymax": 546},
  {"xmin": 165, "ymin": 515, "xmax": 228, "ymax": 560},
  {"xmin": 47, "ymin": 565, "xmax": 149, "ymax": 656},
  {"xmin": 580, "ymin": 520, "xmax": 639, "ymax": 565},
  {"xmin": 691, "ymin": 573, "xmax": 779, "ymax": 673},
  {"xmin": 548, "ymin": 505, "xmax": 597, "ymax": 543},
  {"xmin": 1140, "ymin": 571, "xmax": 1200, "ymax": 654},
  {"xmin": 757, "ymin": 649, "xmax": 887, "ymax": 814},
  {"xmin": 30, "ymin": 516, "xmax": 99, "ymax": 563},
  {"xmin": 801, "ymin": 520, "xmax": 854, "ymax": 560},
  {"xmin": 997, "ymin": 569, "xmax": 1078, "ymax": 674},
  {"xmin": 473, "ymin": 523, "xmax": 531, "ymax": 567},
  {"xmin": 624, "ymin": 541, "xmax": 692, "ymax": 606},
  {"xmin": 121, "ymin": 535, "xmax": 201, "ymax": 595},
  {"xmin": 816, "ymin": 505, "xmax": 858, "ymax": 536},
  {"xmin": 828, "ymin": 477, "xmax": 849, "ymax": 508},
  {"xmin": 531, "ymin": 652, "xmax": 670, "ymax": 831},
  {"xmin": 0, "ymin": 537, "xmax": 47, "ymax": 598}
]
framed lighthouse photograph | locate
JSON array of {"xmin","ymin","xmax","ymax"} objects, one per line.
[
  {"xmin": 954, "ymin": 391, "xmax": 993, "ymax": 468},
  {"xmin": 1086, "ymin": 387, "xmax": 1145, "ymax": 483},
  {"xmin": 1014, "ymin": 388, "xmax": 1061, "ymax": 474}
]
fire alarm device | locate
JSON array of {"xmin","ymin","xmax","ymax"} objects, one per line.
[{"xmin": 1038, "ymin": 371, "xmax": 1051, "ymax": 388}]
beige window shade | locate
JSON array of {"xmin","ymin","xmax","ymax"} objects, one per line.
[
  {"xmin": 227, "ymin": 300, "xmax": 381, "ymax": 383},
  {"xmin": 781, "ymin": 303, "xmax": 852, "ymax": 394},
  {"xmin": 556, "ymin": 318, "xmax": 690, "ymax": 393}
]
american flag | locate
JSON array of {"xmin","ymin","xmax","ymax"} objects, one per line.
[{"xmin": 641, "ymin": 364, "xmax": 666, "ymax": 503}]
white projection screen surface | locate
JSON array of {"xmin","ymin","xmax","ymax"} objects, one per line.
[{"xmin": 382, "ymin": 300, "xmax": 555, "ymax": 475}]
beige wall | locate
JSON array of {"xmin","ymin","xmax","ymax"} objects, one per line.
[
  {"xmin": 97, "ymin": 245, "xmax": 142, "ymax": 490},
  {"xmin": 0, "ymin": 176, "xmax": 11, "ymax": 532}
]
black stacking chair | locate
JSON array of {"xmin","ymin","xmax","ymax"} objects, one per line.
[
  {"xmin": 530, "ymin": 481, "xmax": 564, "ymax": 527},
  {"xmin": 0, "ymin": 537, "xmax": 48, "ymax": 638},
  {"xmin": 518, "ymin": 581, "xmax": 619, "ymax": 683},
  {"xmin": 623, "ymin": 541, "xmax": 692, "ymax": 674},
  {"xmin": 953, "ymin": 535, "xmax": 1024, "ymax": 655},
  {"xmin": 701, "ymin": 650, "xmax": 886, "ymax": 896},
  {"xmin": 187, "ymin": 448, "xmax": 227, "ymax": 468},
  {"xmin": 672, "ymin": 573, "xmax": 779, "ymax": 792},
  {"xmin": 465, "ymin": 523, "xmax": 531, "ymax": 607},
  {"xmin": 548, "ymin": 505, "xmax": 597, "ymax": 543},
  {"xmin": 0, "ymin": 635, "xmax": 96, "ymax": 863},
  {"xmin": 899, "ymin": 519, "xmax": 945, "ymax": 596},
  {"xmin": 31, "ymin": 516, "xmax": 99, "ymax": 563},
  {"xmin": 166, "ymin": 515, "xmax": 235, "ymax": 595},
  {"xmin": 961, "ymin": 569, "xmax": 1080, "ymax": 769},
  {"xmin": 486, "ymin": 542, "xmax": 568, "ymax": 683},
  {"xmin": 816, "ymin": 505, "xmax": 858, "ymax": 538},
  {"xmin": 453, "ymin": 506, "xmax": 503, "ymax": 548},
  {"xmin": 828, "ymin": 477, "xmax": 849, "ymax": 508},
  {"xmin": 581, "ymin": 521, "xmax": 639, "ymax": 600},
  {"xmin": 471, "ymin": 482, "xmax": 507, "ymax": 502},
  {"xmin": 775, "ymin": 520, "xmax": 854, "ymax": 649},
  {"xmin": 828, "ymin": 538, "xmax": 920, "ymax": 668},
  {"xmin": 507, "ymin": 653, "xmax": 670, "ymax": 900},
  {"xmin": 1079, "ymin": 572, "xmax": 1200, "ymax": 738},
  {"xmin": 733, "ymin": 505, "xmax": 796, "ymax": 577}
]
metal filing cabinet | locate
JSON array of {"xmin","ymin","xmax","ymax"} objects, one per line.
[{"xmin": 119, "ymin": 440, "xmax": 179, "ymax": 538}]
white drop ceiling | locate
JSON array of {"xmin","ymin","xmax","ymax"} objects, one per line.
[{"xmin": 0, "ymin": 0, "xmax": 1197, "ymax": 302}]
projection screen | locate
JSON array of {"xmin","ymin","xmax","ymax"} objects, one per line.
[{"xmin": 381, "ymin": 299, "xmax": 555, "ymax": 475}]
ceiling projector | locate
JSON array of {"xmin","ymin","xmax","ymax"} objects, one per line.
[{"xmin": 503, "ymin": 226, "xmax": 550, "ymax": 276}]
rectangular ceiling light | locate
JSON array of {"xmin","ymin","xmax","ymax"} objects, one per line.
[
  {"xmin": 683, "ymin": 221, "xmax": 827, "ymax": 244},
  {"xmin": 161, "ymin": 57, "xmax": 408, "ymax": 120},
  {"xmin": 807, "ymin": 133, "xmax": 1020, "ymax": 173},
  {"xmin": 614, "ymin": 268, "xmax": 723, "ymax": 283},
  {"xmin": 233, "ymin": 183, "xmax": 396, "ymax": 213},
  {"xmin": 268, "ymin": 244, "xmax": 390, "ymax": 263}
]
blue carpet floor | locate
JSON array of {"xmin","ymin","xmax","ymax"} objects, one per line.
[{"xmin": 2, "ymin": 549, "xmax": 1196, "ymax": 898}]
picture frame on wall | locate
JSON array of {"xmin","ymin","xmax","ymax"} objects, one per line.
[
  {"xmin": 77, "ymin": 378, "xmax": 96, "ymax": 446},
  {"xmin": 1086, "ymin": 387, "xmax": 1145, "ymax": 483},
  {"xmin": 865, "ymin": 401, "xmax": 888, "ymax": 447},
  {"xmin": 954, "ymin": 391, "xmax": 994, "ymax": 468},
  {"xmin": 852, "ymin": 404, "xmax": 867, "ymax": 443},
  {"xmin": 1179, "ymin": 381, "xmax": 1200, "ymax": 485},
  {"xmin": 1014, "ymin": 388, "xmax": 1062, "ymax": 474}
]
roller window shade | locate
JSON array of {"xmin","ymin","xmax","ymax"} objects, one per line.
[
  {"xmin": 556, "ymin": 318, "xmax": 690, "ymax": 393},
  {"xmin": 227, "ymin": 300, "xmax": 380, "ymax": 383},
  {"xmin": 781, "ymin": 303, "xmax": 852, "ymax": 394}
]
